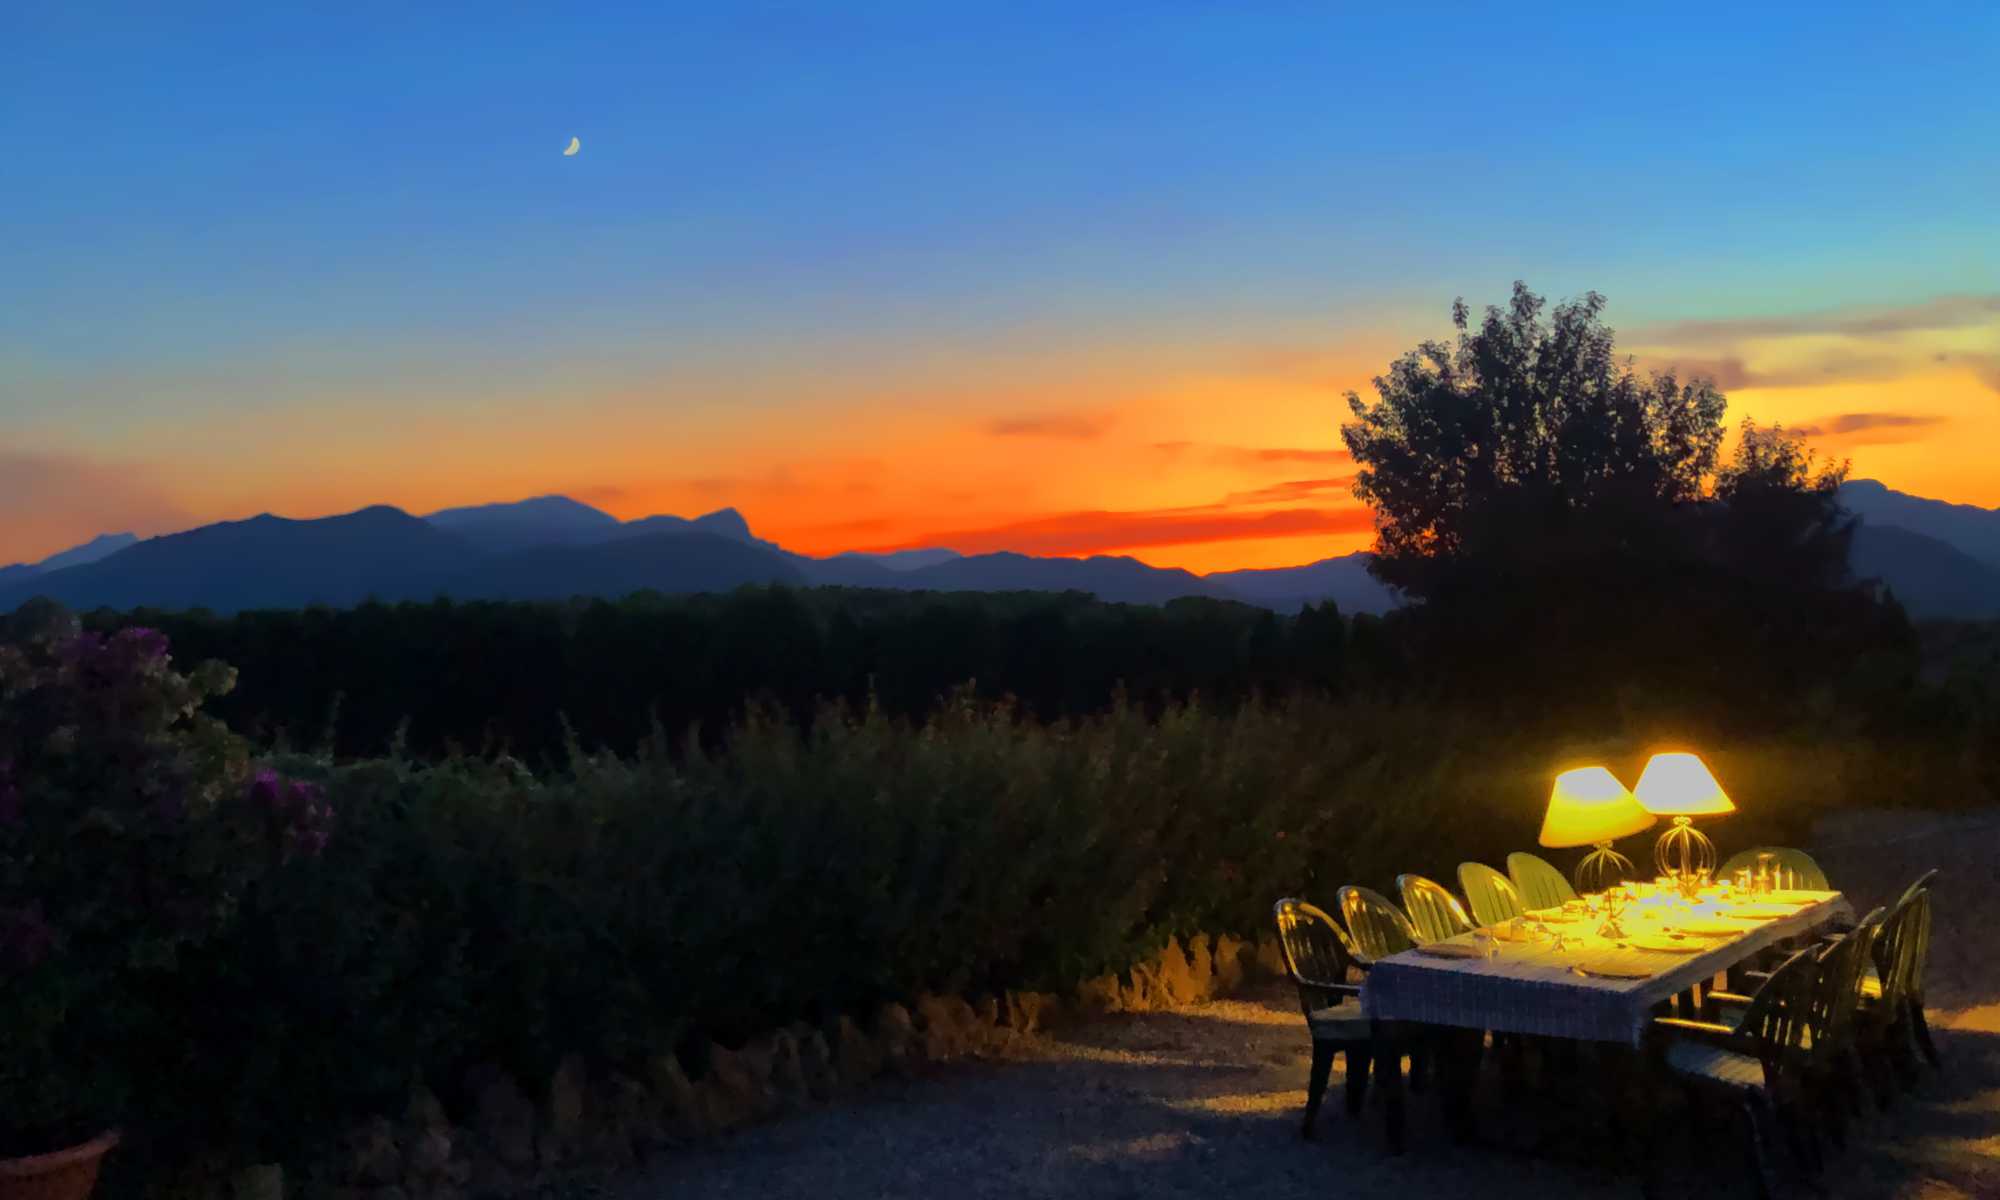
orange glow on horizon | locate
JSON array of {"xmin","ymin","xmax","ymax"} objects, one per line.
[{"xmin": 6, "ymin": 307, "xmax": 1996, "ymax": 573}]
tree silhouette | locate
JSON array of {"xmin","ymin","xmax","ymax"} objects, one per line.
[
  {"xmin": 1341, "ymin": 281, "xmax": 1727, "ymax": 597},
  {"xmin": 1338, "ymin": 282, "xmax": 1898, "ymax": 725}
]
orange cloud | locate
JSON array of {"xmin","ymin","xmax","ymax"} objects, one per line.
[
  {"xmin": 985, "ymin": 412, "xmax": 1113, "ymax": 439},
  {"xmin": 1792, "ymin": 412, "xmax": 1948, "ymax": 444},
  {"xmin": 862, "ymin": 504, "xmax": 1374, "ymax": 558},
  {"xmin": 1216, "ymin": 477, "xmax": 1357, "ymax": 506},
  {"xmin": 1152, "ymin": 442, "xmax": 1351, "ymax": 467}
]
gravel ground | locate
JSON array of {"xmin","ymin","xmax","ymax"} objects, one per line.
[{"xmin": 627, "ymin": 809, "xmax": 2000, "ymax": 1200}]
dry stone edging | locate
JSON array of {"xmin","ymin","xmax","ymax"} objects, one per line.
[{"xmin": 203, "ymin": 929, "xmax": 1285, "ymax": 1200}]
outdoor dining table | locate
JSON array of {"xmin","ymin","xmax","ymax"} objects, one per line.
[
  {"xmin": 1359, "ymin": 887, "xmax": 1854, "ymax": 1175},
  {"xmin": 1361, "ymin": 888, "xmax": 1853, "ymax": 1047}
]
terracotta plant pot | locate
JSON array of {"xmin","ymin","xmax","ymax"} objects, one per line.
[{"xmin": 0, "ymin": 1133, "xmax": 119, "ymax": 1200}]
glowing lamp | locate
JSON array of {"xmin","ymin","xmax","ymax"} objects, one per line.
[
  {"xmin": 1634, "ymin": 751, "xmax": 1734, "ymax": 887},
  {"xmin": 1540, "ymin": 767, "xmax": 1655, "ymax": 894}
]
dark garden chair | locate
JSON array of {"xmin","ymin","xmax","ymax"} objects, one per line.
[
  {"xmin": 1857, "ymin": 879, "xmax": 1939, "ymax": 1094},
  {"xmin": 1713, "ymin": 906, "xmax": 1885, "ymax": 1151},
  {"xmin": 1653, "ymin": 946, "xmax": 1823, "ymax": 1199},
  {"xmin": 1272, "ymin": 898, "xmax": 1425, "ymax": 1152},
  {"xmin": 1396, "ymin": 873, "xmax": 1475, "ymax": 945},
  {"xmin": 1507, "ymin": 850, "xmax": 1578, "ymax": 911}
]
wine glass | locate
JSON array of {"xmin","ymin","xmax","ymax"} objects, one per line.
[{"xmin": 1599, "ymin": 887, "xmax": 1628, "ymax": 939}]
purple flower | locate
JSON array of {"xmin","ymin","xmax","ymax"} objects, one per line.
[
  {"xmin": 248, "ymin": 767, "xmax": 283, "ymax": 810},
  {"xmin": 0, "ymin": 903, "xmax": 55, "ymax": 973},
  {"xmin": 113, "ymin": 627, "xmax": 170, "ymax": 662},
  {"xmin": 56, "ymin": 632, "xmax": 106, "ymax": 671}
]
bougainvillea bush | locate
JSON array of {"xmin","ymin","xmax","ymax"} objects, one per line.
[{"xmin": 0, "ymin": 610, "xmax": 269, "ymax": 1158}]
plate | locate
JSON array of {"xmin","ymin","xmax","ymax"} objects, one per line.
[
  {"xmin": 1414, "ymin": 942, "xmax": 1486, "ymax": 959},
  {"xmin": 1673, "ymin": 920, "xmax": 1745, "ymax": 937},
  {"xmin": 1570, "ymin": 960, "xmax": 1652, "ymax": 979},
  {"xmin": 1722, "ymin": 904, "xmax": 1800, "ymax": 919},
  {"xmin": 1620, "ymin": 935, "xmax": 1705, "ymax": 954}
]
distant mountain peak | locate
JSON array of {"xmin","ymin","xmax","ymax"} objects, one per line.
[
  {"xmin": 425, "ymin": 494, "xmax": 619, "ymax": 526},
  {"xmin": 422, "ymin": 495, "xmax": 621, "ymax": 554},
  {"xmin": 690, "ymin": 507, "xmax": 753, "ymax": 540},
  {"xmin": 27, "ymin": 532, "xmax": 140, "ymax": 574},
  {"xmin": 1840, "ymin": 479, "xmax": 2000, "ymax": 571}
]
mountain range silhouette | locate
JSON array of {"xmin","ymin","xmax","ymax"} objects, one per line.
[{"xmin": 2, "ymin": 481, "xmax": 1996, "ymax": 618}]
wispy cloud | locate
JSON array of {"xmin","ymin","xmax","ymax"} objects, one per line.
[
  {"xmin": 1634, "ymin": 294, "xmax": 2000, "ymax": 344},
  {"xmin": 1151, "ymin": 442, "xmax": 1351, "ymax": 467},
  {"xmin": 1217, "ymin": 477, "xmax": 1357, "ymax": 506},
  {"xmin": 863, "ymin": 504, "xmax": 1373, "ymax": 557},
  {"xmin": 1792, "ymin": 412, "xmax": 1949, "ymax": 444},
  {"xmin": 985, "ymin": 412, "xmax": 1113, "ymax": 439},
  {"xmin": 1629, "ymin": 294, "xmax": 2000, "ymax": 396}
]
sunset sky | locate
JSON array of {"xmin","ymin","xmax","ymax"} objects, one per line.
[{"xmin": 4, "ymin": 3, "xmax": 1996, "ymax": 572}]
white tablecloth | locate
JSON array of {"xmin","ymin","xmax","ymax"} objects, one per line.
[{"xmin": 1360, "ymin": 891, "xmax": 1854, "ymax": 1047}]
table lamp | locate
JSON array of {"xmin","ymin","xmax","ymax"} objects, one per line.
[
  {"xmin": 1540, "ymin": 766, "xmax": 1656, "ymax": 894},
  {"xmin": 1633, "ymin": 751, "xmax": 1734, "ymax": 888}
]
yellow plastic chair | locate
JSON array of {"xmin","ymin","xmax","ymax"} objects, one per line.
[
  {"xmin": 1507, "ymin": 851, "xmax": 1578, "ymax": 910},
  {"xmin": 1272, "ymin": 898, "xmax": 1423, "ymax": 1148},
  {"xmin": 1457, "ymin": 861, "xmax": 1526, "ymax": 928},
  {"xmin": 1396, "ymin": 874, "xmax": 1475, "ymax": 944},
  {"xmin": 1717, "ymin": 847, "xmax": 1830, "ymax": 890},
  {"xmin": 1336, "ymin": 885, "xmax": 1418, "ymax": 966}
]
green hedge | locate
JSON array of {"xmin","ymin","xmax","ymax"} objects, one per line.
[{"xmin": 160, "ymin": 690, "xmax": 1989, "ymax": 1164}]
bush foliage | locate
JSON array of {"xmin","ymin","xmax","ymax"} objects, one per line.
[{"xmin": 7, "ymin": 612, "xmax": 1992, "ymax": 1170}]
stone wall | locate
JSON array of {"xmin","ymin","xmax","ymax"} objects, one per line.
[{"xmin": 211, "ymin": 931, "xmax": 1288, "ymax": 1200}]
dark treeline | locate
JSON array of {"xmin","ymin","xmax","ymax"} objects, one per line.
[
  {"xmin": 72, "ymin": 590, "xmax": 1369, "ymax": 762},
  {"xmin": 50, "ymin": 576, "xmax": 1987, "ymax": 769}
]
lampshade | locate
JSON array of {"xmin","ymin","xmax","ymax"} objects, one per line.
[
  {"xmin": 1539, "ymin": 767, "xmax": 1656, "ymax": 849},
  {"xmin": 1633, "ymin": 752, "xmax": 1735, "ymax": 817}
]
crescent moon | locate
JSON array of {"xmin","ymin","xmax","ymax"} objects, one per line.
[{"xmin": 563, "ymin": 136, "xmax": 580, "ymax": 156}]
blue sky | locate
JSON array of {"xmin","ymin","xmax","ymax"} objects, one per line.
[{"xmin": 3, "ymin": 1, "xmax": 1996, "ymax": 567}]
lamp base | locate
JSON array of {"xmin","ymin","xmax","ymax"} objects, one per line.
[
  {"xmin": 1573, "ymin": 842, "xmax": 1633, "ymax": 895},
  {"xmin": 1654, "ymin": 816, "xmax": 1716, "ymax": 893}
]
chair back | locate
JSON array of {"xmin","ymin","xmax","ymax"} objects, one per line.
[
  {"xmin": 1896, "ymin": 892, "xmax": 1928, "ymax": 1004},
  {"xmin": 1507, "ymin": 851, "xmax": 1577, "ymax": 910},
  {"xmin": 1893, "ymin": 870, "xmax": 1937, "ymax": 1004},
  {"xmin": 1872, "ymin": 886, "xmax": 1930, "ymax": 1013},
  {"xmin": 1898, "ymin": 868, "xmax": 1940, "ymax": 907},
  {"xmin": 1716, "ymin": 846, "xmax": 1829, "ymax": 890},
  {"xmin": 1336, "ymin": 885, "xmax": 1417, "ymax": 964},
  {"xmin": 1813, "ymin": 906, "xmax": 1883, "ymax": 1056},
  {"xmin": 1737, "ymin": 945, "xmax": 1821, "ymax": 1094},
  {"xmin": 1272, "ymin": 898, "xmax": 1361, "ymax": 1016},
  {"xmin": 1396, "ymin": 874, "xmax": 1474, "ymax": 944},
  {"xmin": 1457, "ymin": 861, "xmax": 1526, "ymax": 927}
]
